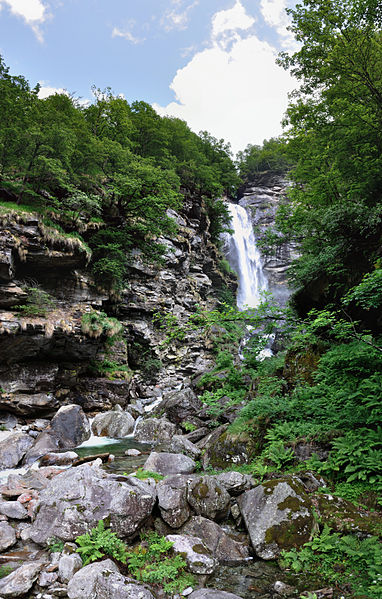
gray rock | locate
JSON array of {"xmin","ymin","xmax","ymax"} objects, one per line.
[
  {"xmin": 166, "ymin": 534, "xmax": 217, "ymax": 575},
  {"xmin": 125, "ymin": 448, "xmax": 141, "ymax": 456},
  {"xmin": 156, "ymin": 435, "xmax": 201, "ymax": 459},
  {"xmin": 39, "ymin": 451, "xmax": 79, "ymax": 466},
  {"xmin": 157, "ymin": 387, "xmax": 203, "ymax": 425},
  {"xmin": 134, "ymin": 418, "xmax": 178, "ymax": 444},
  {"xmin": 0, "ymin": 521, "xmax": 17, "ymax": 551},
  {"xmin": 0, "ymin": 392, "xmax": 58, "ymax": 417},
  {"xmin": 50, "ymin": 404, "xmax": 90, "ymax": 447},
  {"xmin": 214, "ymin": 472, "xmax": 254, "ymax": 496},
  {"xmin": 0, "ymin": 561, "xmax": 44, "ymax": 598},
  {"xmin": 38, "ymin": 570, "xmax": 59, "ymax": 587},
  {"xmin": 58, "ymin": 553, "xmax": 83, "ymax": 583},
  {"xmin": 181, "ymin": 516, "xmax": 249, "ymax": 564},
  {"xmin": 29, "ymin": 462, "xmax": 156, "ymax": 544},
  {"xmin": 91, "ymin": 410, "xmax": 135, "ymax": 438},
  {"xmin": 238, "ymin": 477, "xmax": 315, "ymax": 560},
  {"xmin": 67, "ymin": 559, "xmax": 155, "ymax": 599},
  {"xmin": 189, "ymin": 590, "xmax": 243, "ymax": 599},
  {"xmin": 187, "ymin": 476, "xmax": 231, "ymax": 521},
  {"xmin": 157, "ymin": 474, "xmax": 194, "ymax": 528},
  {"xmin": 143, "ymin": 452, "xmax": 196, "ymax": 476},
  {"xmin": 0, "ymin": 500, "xmax": 28, "ymax": 519},
  {"xmin": 0, "ymin": 432, "xmax": 34, "ymax": 470}
]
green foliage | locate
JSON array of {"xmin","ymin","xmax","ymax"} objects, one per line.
[
  {"xmin": 125, "ymin": 531, "xmax": 195, "ymax": 595},
  {"xmin": 75, "ymin": 520, "xmax": 128, "ymax": 566},
  {"xmin": 133, "ymin": 468, "xmax": 164, "ymax": 482},
  {"xmin": 281, "ymin": 525, "xmax": 382, "ymax": 598},
  {"xmin": 236, "ymin": 137, "xmax": 291, "ymax": 180},
  {"xmin": 0, "ymin": 565, "xmax": 14, "ymax": 579},
  {"xmin": 81, "ymin": 310, "xmax": 122, "ymax": 339},
  {"xmin": 343, "ymin": 267, "xmax": 382, "ymax": 310},
  {"xmin": 16, "ymin": 286, "xmax": 56, "ymax": 317},
  {"xmin": 181, "ymin": 421, "xmax": 197, "ymax": 432},
  {"xmin": 47, "ymin": 537, "xmax": 65, "ymax": 553}
]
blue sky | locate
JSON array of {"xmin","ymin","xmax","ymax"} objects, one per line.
[{"xmin": 0, "ymin": 1, "xmax": 297, "ymax": 154}]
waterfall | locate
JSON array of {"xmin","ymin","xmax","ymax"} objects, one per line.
[{"xmin": 223, "ymin": 203, "xmax": 268, "ymax": 310}]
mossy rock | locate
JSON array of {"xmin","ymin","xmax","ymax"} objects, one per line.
[
  {"xmin": 200, "ymin": 425, "xmax": 257, "ymax": 470},
  {"xmin": 313, "ymin": 493, "xmax": 382, "ymax": 537}
]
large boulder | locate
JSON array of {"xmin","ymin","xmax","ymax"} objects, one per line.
[
  {"xmin": 134, "ymin": 417, "xmax": 179, "ymax": 444},
  {"xmin": 50, "ymin": 404, "xmax": 90, "ymax": 447},
  {"xmin": 67, "ymin": 559, "xmax": 155, "ymax": 599},
  {"xmin": 157, "ymin": 474, "xmax": 194, "ymax": 528},
  {"xmin": 0, "ymin": 521, "xmax": 17, "ymax": 552},
  {"xmin": 187, "ymin": 476, "xmax": 231, "ymax": 521},
  {"xmin": 198, "ymin": 425, "xmax": 255, "ymax": 470},
  {"xmin": 143, "ymin": 452, "xmax": 196, "ymax": 476},
  {"xmin": 0, "ymin": 500, "xmax": 28, "ymax": 519},
  {"xmin": 181, "ymin": 516, "xmax": 249, "ymax": 564},
  {"xmin": 0, "ymin": 561, "xmax": 45, "ymax": 598},
  {"xmin": 238, "ymin": 477, "xmax": 315, "ymax": 560},
  {"xmin": 166, "ymin": 534, "xmax": 217, "ymax": 575},
  {"xmin": 214, "ymin": 472, "xmax": 254, "ymax": 496},
  {"xmin": 157, "ymin": 387, "xmax": 204, "ymax": 425},
  {"xmin": 29, "ymin": 462, "xmax": 156, "ymax": 544},
  {"xmin": 0, "ymin": 432, "xmax": 34, "ymax": 470},
  {"xmin": 313, "ymin": 492, "xmax": 382, "ymax": 536},
  {"xmin": 92, "ymin": 408, "xmax": 135, "ymax": 438},
  {"xmin": 156, "ymin": 434, "xmax": 201, "ymax": 459}
]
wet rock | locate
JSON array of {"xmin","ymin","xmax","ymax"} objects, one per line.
[
  {"xmin": 189, "ymin": 589, "xmax": 243, "ymax": 599},
  {"xmin": 0, "ymin": 500, "xmax": 28, "ymax": 519},
  {"xmin": 214, "ymin": 472, "xmax": 254, "ymax": 496},
  {"xmin": 0, "ymin": 521, "xmax": 17, "ymax": 551},
  {"xmin": 181, "ymin": 516, "xmax": 249, "ymax": 564},
  {"xmin": 0, "ymin": 432, "xmax": 34, "ymax": 470},
  {"xmin": 29, "ymin": 462, "xmax": 156, "ymax": 544},
  {"xmin": 157, "ymin": 474, "xmax": 194, "ymax": 528},
  {"xmin": 125, "ymin": 448, "xmax": 141, "ymax": 456},
  {"xmin": 143, "ymin": 452, "xmax": 196, "ymax": 476},
  {"xmin": 156, "ymin": 435, "xmax": 201, "ymax": 459},
  {"xmin": 91, "ymin": 408, "xmax": 135, "ymax": 438},
  {"xmin": 238, "ymin": 477, "xmax": 315, "ymax": 560},
  {"xmin": 39, "ymin": 451, "xmax": 79, "ymax": 467},
  {"xmin": 0, "ymin": 561, "xmax": 44, "ymax": 598},
  {"xmin": 157, "ymin": 387, "xmax": 204, "ymax": 425},
  {"xmin": 187, "ymin": 476, "xmax": 231, "ymax": 522},
  {"xmin": 135, "ymin": 417, "xmax": 179, "ymax": 444},
  {"xmin": 67, "ymin": 559, "xmax": 155, "ymax": 599},
  {"xmin": 50, "ymin": 404, "xmax": 90, "ymax": 447},
  {"xmin": 58, "ymin": 553, "xmax": 83, "ymax": 583},
  {"xmin": 166, "ymin": 534, "xmax": 217, "ymax": 575}
]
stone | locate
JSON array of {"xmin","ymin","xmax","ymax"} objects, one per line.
[
  {"xmin": 313, "ymin": 492, "xmax": 382, "ymax": 535},
  {"xmin": 237, "ymin": 477, "xmax": 315, "ymax": 560},
  {"xmin": 134, "ymin": 417, "xmax": 179, "ymax": 444},
  {"xmin": 189, "ymin": 589, "xmax": 243, "ymax": 598},
  {"xmin": 0, "ymin": 393, "xmax": 58, "ymax": 417},
  {"xmin": 0, "ymin": 561, "xmax": 44, "ymax": 598},
  {"xmin": 166, "ymin": 534, "xmax": 217, "ymax": 575},
  {"xmin": 0, "ymin": 521, "xmax": 17, "ymax": 551},
  {"xmin": 0, "ymin": 432, "xmax": 34, "ymax": 470},
  {"xmin": 50, "ymin": 404, "xmax": 90, "ymax": 447},
  {"xmin": 214, "ymin": 472, "xmax": 254, "ymax": 496},
  {"xmin": 29, "ymin": 462, "xmax": 156, "ymax": 544},
  {"xmin": 38, "ymin": 571, "xmax": 59, "ymax": 587},
  {"xmin": 181, "ymin": 516, "xmax": 249, "ymax": 564},
  {"xmin": 67, "ymin": 559, "xmax": 155, "ymax": 599},
  {"xmin": 198, "ymin": 425, "xmax": 254, "ymax": 470},
  {"xmin": 156, "ymin": 435, "xmax": 201, "ymax": 459},
  {"xmin": 91, "ymin": 409, "xmax": 135, "ymax": 438},
  {"xmin": 39, "ymin": 451, "xmax": 79, "ymax": 467},
  {"xmin": 125, "ymin": 448, "xmax": 141, "ymax": 456},
  {"xmin": 157, "ymin": 474, "xmax": 194, "ymax": 528},
  {"xmin": 0, "ymin": 500, "xmax": 28, "ymax": 519},
  {"xmin": 157, "ymin": 387, "xmax": 204, "ymax": 425},
  {"xmin": 187, "ymin": 476, "xmax": 231, "ymax": 521},
  {"xmin": 58, "ymin": 553, "xmax": 83, "ymax": 583},
  {"xmin": 143, "ymin": 452, "xmax": 196, "ymax": 476}
]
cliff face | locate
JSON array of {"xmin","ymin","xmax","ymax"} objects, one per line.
[
  {"xmin": 0, "ymin": 196, "xmax": 236, "ymax": 420},
  {"xmin": 237, "ymin": 172, "xmax": 297, "ymax": 306}
]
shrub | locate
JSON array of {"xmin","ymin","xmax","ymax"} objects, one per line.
[
  {"xmin": 75, "ymin": 520, "xmax": 128, "ymax": 566},
  {"xmin": 81, "ymin": 310, "xmax": 122, "ymax": 339},
  {"xmin": 16, "ymin": 286, "xmax": 56, "ymax": 317}
]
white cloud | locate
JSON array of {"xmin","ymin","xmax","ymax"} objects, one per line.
[
  {"xmin": 112, "ymin": 26, "xmax": 144, "ymax": 44},
  {"xmin": 38, "ymin": 84, "xmax": 67, "ymax": 99},
  {"xmin": 154, "ymin": 1, "xmax": 295, "ymax": 155},
  {"xmin": 260, "ymin": 0, "xmax": 296, "ymax": 49},
  {"xmin": 0, "ymin": 0, "xmax": 48, "ymax": 41},
  {"xmin": 161, "ymin": 0, "xmax": 199, "ymax": 32}
]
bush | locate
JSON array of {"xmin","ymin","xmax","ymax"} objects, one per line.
[
  {"xmin": 75, "ymin": 520, "xmax": 128, "ymax": 566},
  {"xmin": 16, "ymin": 286, "xmax": 56, "ymax": 317},
  {"xmin": 81, "ymin": 310, "xmax": 122, "ymax": 339}
]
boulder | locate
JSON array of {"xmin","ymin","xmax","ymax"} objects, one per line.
[
  {"xmin": 166, "ymin": 534, "xmax": 217, "ymax": 575},
  {"xmin": 134, "ymin": 417, "xmax": 179, "ymax": 444},
  {"xmin": 67, "ymin": 559, "xmax": 155, "ymax": 599},
  {"xmin": 91, "ymin": 409, "xmax": 135, "ymax": 438},
  {"xmin": 58, "ymin": 553, "xmax": 83, "ymax": 583},
  {"xmin": 0, "ymin": 521, "xmax": 17, "ymax": 551},
  {"xmin": 0, "ymin": 500, "xmax": 28, "ymax": 520},
  {"xmin": 0, "ymin": 561, "xmax": 44, "ymax": 598},
  {"xmin": 214, "ymin": 472, "xmax": 254, "ymax": 496},
  {"xmin": 157, "ymin": 474, "xmax": 194, "ymax": 528},
  {"xmin": 198, "ymin": 425, "xmax": 254, "ymax": 470},
  {"xmin": 39, "ymin": 451, "xmax": 79, "ymax": 467},
  {"xmin": 29, "ymin": 462, "xmax": 156, "ymax": 544},
  {"xmin": 313, "ymin": 492, "xmax": 382, "ymax": 535},
  {"xmin": 181, "ymin": 516, "xmax": 249, "ymax": 564},
  {"xmin": 157, "ymin": 387, "xmax": 204, "ymax": 425},
  {"xmin": 238, "ymin": 477, "xmax": 315, "ymax": 560},
  {"xmin": 143, "ymin": 452, "xmax": 196, "ymax": 476},
  {"xmin": 189, "ymin": 591, "xmax": 243, "ymax": 599},
  {"xmin": 156, "ymin": 435, "xmax": 201, "ymax": 459},
  {"xmin": 0, "ymin": 432, "xmax": 34, "ymax": 470},
  {"xmin": 0, "ymin": 393, "xmax": 58, "ymax": 417},
  {"xmin": 50, "ymin": 404, "xmax": 90, "ymax": 447},
  {"xmin": 187, "ymin": 476, "xmax": 231, "ymax": 521}
]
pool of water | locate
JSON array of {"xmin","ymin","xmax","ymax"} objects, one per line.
[{"xmin": 74, "ymin": 437, "xmax": 153, "ymax": 475}]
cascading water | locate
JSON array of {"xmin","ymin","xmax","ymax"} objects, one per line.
[{"xmin": 223, "ymin": 203, "xmax": 268, "ymax": 310}]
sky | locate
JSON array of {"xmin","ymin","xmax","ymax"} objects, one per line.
[{"xmin": 0, "ymin": 0, "xmax": 298, "ymax": 155}]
